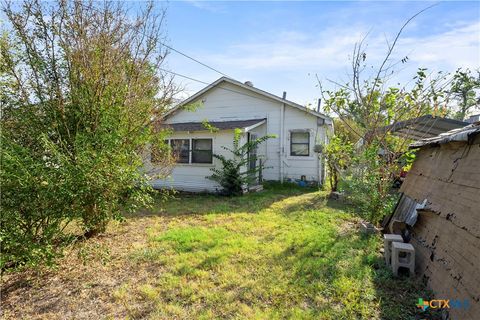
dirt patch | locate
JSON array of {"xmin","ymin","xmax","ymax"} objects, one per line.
[{"xmin": 1, "ymin": 216, "xmax": 166, "ymax": 320}]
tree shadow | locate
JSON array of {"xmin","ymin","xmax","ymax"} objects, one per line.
[
  {"xmin": 128, "ymin": 184, "xmax": 319, "ymax": 219},
  {"xmin": 274, "ymin": 223, "xmax": 442, "ymax": 319}
]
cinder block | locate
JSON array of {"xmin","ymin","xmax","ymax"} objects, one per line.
[
  {"xmin": 391, "ymin": 242, "xmax": 415, "ymax": 277},
  {"xmin": 383, "ymin": 234, "xmax": 404, "ymax": 266}
]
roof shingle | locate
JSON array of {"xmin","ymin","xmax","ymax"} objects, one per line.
[{"xmin": 160, "ymin": 118, "xmax": 267, "ymax": 132}]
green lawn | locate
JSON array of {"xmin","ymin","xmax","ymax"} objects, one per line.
[
  {"xmin": 121, "ymin": 184, "xmax": 434, "ymax": 319},
  {"xmin": 1, "ymin": 184, "xmax": 437, "ymax": 319}
]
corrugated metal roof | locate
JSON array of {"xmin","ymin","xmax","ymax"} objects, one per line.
[
  {"xmin": 409, "ymin": 121, "xmax": 480, "ymax": 148},
  {"xmin": 377, "ymin": 115, "xmax": 468, "ymax": 140},
  {"xmin": 160, "ymin": 118, "xmax": 267, "ymax": 132}
]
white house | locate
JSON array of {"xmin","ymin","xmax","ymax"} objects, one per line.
[{"xmin": 148, "ymin": 77, "xmax": 333, "ymax": 193}]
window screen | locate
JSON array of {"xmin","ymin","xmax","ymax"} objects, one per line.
[
  {"xmin": 290, "ymin": 132, "xmax": 310, "ymax": 156},
  {"xmin": 170, "ymin": 139, "xmax": 190, "ymax": 163},
  {"xmin": 192, "ymin": 139, "xmax": 212, "ymax": 163}
]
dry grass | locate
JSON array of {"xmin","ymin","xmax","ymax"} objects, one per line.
[{"xmin": 1, "ymin": 185, "xmax": 438, "ymax": 319}]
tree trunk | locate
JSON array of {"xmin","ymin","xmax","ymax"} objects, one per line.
[{"xmin": 82, "ymin": 203, "xmax": 107, "ymax": 238}]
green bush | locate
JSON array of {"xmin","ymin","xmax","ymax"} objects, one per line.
[
  {"xmin": 208, "ymin": 129, "xmax": 273, "ymax": 196},
  {"xmin": 341, "ymin": 145, "xmax": 399, "ymax": 225},
  {"xmin": 0, "ymin": 1, "xmax": 173, "ymax": 269},
  {"xmin": 0, "ymin": 140, "xmax": 70, "ymax": 268}
]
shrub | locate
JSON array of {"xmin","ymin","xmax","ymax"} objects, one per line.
[
  {"xmin": 0, "ymin": 1, "xmax": 174, "ymax": 269},
  {"xmin": 1, "ymin": 140, "xmax": 67, "ymax": 268},
  {"xmin": 341, "ymin": 144, "xmax": 399, "ymax": 225},
  {"xmin": 208, "ymin": 129, "xmax": 273, "ymax": 196}
]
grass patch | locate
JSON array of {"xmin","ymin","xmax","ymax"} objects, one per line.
[
  {"xmin": 1, "ymin": 184, "xmax": 439, "ymax": 319},
  {"xmin": 127, "ymin": 186, "xmax": 437, "ymax": 319}
]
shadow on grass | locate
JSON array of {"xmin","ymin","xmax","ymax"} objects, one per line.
[
  {"xmin": 131, "ymin": 185, "xmax": 442, "ymax": 319},
  {"xmin": 275, "ymin": 212, "xmax": 442, "ymax": 320},
  {"xmin": 128, "ymin": 182, "xmax": 319, "ymax": 218}
]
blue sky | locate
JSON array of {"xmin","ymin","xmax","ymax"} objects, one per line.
[{"xmin": 164, "ymin": 1, "xmax": 480, "ymax": 106}]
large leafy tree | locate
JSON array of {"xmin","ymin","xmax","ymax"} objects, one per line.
[{"xmin": 0, "ymin": 0, "xmax": 176, "ymax": 268}]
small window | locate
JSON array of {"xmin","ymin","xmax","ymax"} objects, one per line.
[
  {"xmin": 192, "ymin": 139, "xmax": 212, "ymax": 163},
  {"xmin": 171, "ymin": 139, "xmax": 190, "ymax": 163},
  {"xmin": 290, "ymin": 132, "xmax": 310, "ymax": 156}
]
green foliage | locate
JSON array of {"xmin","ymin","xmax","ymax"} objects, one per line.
[
  {"xmin": 400, "ymin": 149, "xmax": 417, "ymax": 172},
  {"xmin": 208, "ymin": 129, "xmax": 274, "ymax": 196},
  {"xmin": 341, "ymin": 145, "xmax": 400, "ymax": 224},
  {"xmin": 182, "ymin": 101, "xmax": 203, "ymax": 112},
  {"xmin": 322, "ymin": 68, "xmax": 446, "ymax": 224},
  {"xmin": 450, "ymin": 68, "xmax": 480, "ymax": 120},
  {"xmin": 0, "ymin": 1, "xmax": 173, "ymax": 269},
  {"xmin": 321, "ymin": 39, "xmax": 453, "ymax": 225},
  {"xmin": 1, "ymin": 137, "xmax": 72, "ymax": 269},
  {"xmin": 323, "ymin": 68, "xmax": 449, "ymax": 135},
  {"xmin": 201, "ymin": 119, "xmax": 219, "ymax": 133},
  {"xmin": 324, "ymin": 119, "xmax": 355, "ymax": 191}
]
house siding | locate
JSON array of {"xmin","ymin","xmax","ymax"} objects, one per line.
[
  {"xmin": 149, "ymin": 130, "xmax": 235, "ymax": 193},
  {"xmin": 283, "ymin": 105, "xmax": 325, "ymax": 182},
  {"xmin": 153, "ymin": 81, "xmax": 329, "ymax": 191}
]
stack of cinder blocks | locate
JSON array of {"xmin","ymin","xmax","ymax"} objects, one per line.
[{"xmin": 383, "ymin": 234, "xmax": 415, "ymax": 276}]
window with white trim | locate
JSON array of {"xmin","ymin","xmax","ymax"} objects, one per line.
[
  {"xmin": 159, "ymin": 138, "xmax": 213, "ymax": 164},
  {"xmin": 192, "ymin": 139, "xmax": 213, "ymax": 163},
  {"xmin": 290, "ymin": 132, "xmax": 310, "ymax": 156},
  {"xmin": 170, "ymin": 139, "xmax": 190, "ymax": 163}
]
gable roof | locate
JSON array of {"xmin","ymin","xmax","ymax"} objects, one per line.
[{"xmin": 164, "ymin": 77, "xmax": 332, "ymax": 122}]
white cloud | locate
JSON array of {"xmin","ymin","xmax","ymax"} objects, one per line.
[
  {"xmin": 168, "ymin": 17, "xmax": 480, "ymax": 104},
  {"xmin": 181, "ymin": 0, "xmax": 226, "ymax": 13},
  {"xmin": 399, "ymin": 21, "xmax": 480, "ymax": 70},
  {"xmin": 205, "ymin": 20, "xmax": 480, "ymax": 75},
  {"xmin": 208, "ymin": 29, "xmax": 370, "ymax": 70}
]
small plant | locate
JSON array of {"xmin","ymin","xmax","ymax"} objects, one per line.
[
  {"xmin": 138, "ymin": 284, "xmax": 159, "ymax": 301},
  {"xmin": 208, "ymin": 129, "xmax": 274, "ymax": 196},
  {"xmin": 201, "ymin": 119, "xmax": 219, "ymax": 133}
]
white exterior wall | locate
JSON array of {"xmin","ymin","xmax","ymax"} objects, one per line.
[
  {"xmin": 283, "ymin": 106, "xmax": 327, "ymax": 182},
  {"xmin": 151, "ymin": 82, "xmax": 329, "ymax": 192},
  {"xmin": 149, "ymin": 130, "xmax": 235, "ymax": 193}
]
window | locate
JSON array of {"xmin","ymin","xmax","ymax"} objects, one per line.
[
  {"xmin": 151, "ymin": 140, "xmax": 170, "ymax": 164},
  {"xmin": 171, "ymin": 139, "xmax": 190, "ymax": 163},
  {"xmin": 159, "ymin": 138, "xmax": 213, "ymax": 165},
  {"xmin": 192, "ymin": 139, "xmax": 213, "ymax": 163},
  {"xmin": 290, "ymin": 132, "xmax": 310, "ymax": 156}
]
